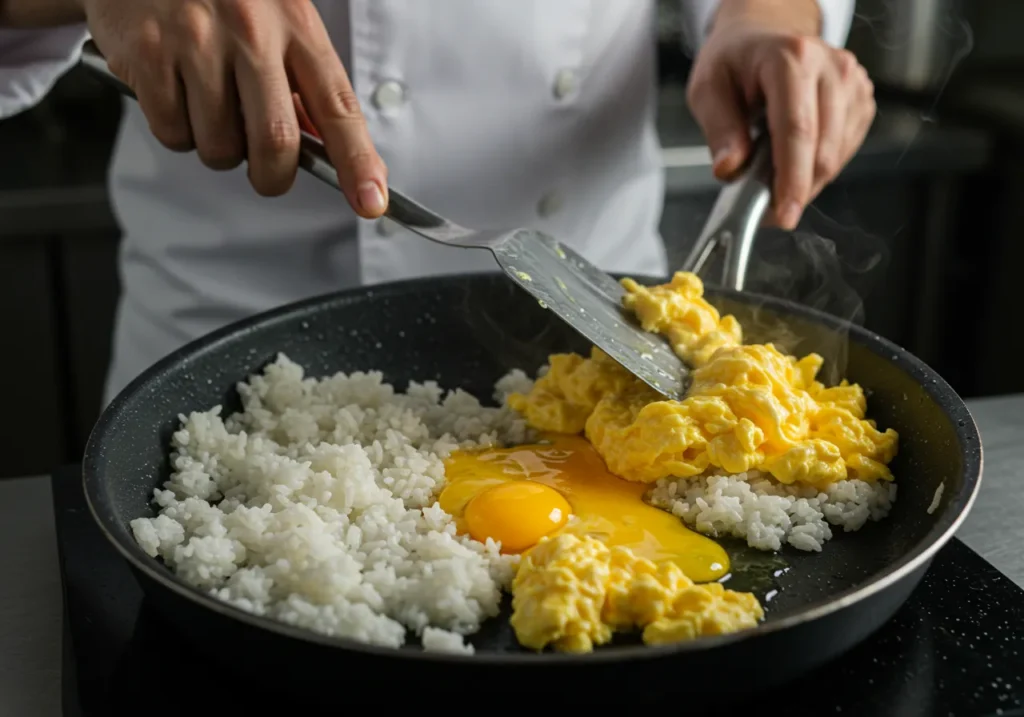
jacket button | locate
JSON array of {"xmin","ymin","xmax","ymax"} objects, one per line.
[
  {"xmin": 537, "ymin": 190, "xmax": 564, "ymax": 218},
  {"xmin": 372, "ymin": 80, "xmax": 406, "ymax": 112},
  {"xmin": 376, "ymin": 217, "xmax": 400, "ymax": 237},
  {"xmin": 552, "ymin": 69, "xmax": 577, "ymax": 100}
]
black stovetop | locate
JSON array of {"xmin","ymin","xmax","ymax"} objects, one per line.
[{"xmin": 52, "ymin": 465, "xmax": 1024, "ymax": 716}]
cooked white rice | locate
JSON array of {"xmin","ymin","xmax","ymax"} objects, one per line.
[
  {"xmin": 648, "ymin": 470, "xmax": 897, "ymax": 553},
  {"xmin": 130, "ymin": 353, "xmax": 897, "ymax": 650},
  {"xmin": 130, "ymin": 354, "xmax": 534, "ymax": 651},
  {"xmin": 421, "ymin": 626, "xmax": 476, "ymax": 655}
]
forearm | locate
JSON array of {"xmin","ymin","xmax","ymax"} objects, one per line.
[
  {"xmin": 711, "ymin": 0, "xmax": 822, "ymax": 37},
  {"xmin": 682, "ymin": 0, "xmax": 854, "ymax": 50},
  {"xmin": 0, "ymin": 0, "xmax": 84, "ymax": 28}
]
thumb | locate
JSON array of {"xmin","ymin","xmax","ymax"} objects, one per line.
[{"xmin": 688, "ymin": 72, "xmax": 752, "ymax": 181}]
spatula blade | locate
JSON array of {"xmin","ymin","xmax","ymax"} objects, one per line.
[{"xmin": 491, "ymin": 229, "xmax": 689, "ymax": 401}]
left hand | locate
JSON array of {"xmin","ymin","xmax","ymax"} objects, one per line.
[{"xmin": 687, "ymin": 0, "xmax": 876, "ymax": 229}]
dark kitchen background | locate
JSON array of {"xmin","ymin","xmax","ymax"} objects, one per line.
[{"xmin": 1, "ymin": 0, "xmax": 1021, "ymax": 480}]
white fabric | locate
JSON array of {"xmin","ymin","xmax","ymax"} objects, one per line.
[
  {"xmin": 0, "ymin": 25, "xmax": 87, "ymax": 117},
  {"xmin": 0, "ymin": 0, "xmax": 854, "ymax": 404},
  {"xmin": 681, "ymin": 0, "xmax": 856, "ymax": 50}
]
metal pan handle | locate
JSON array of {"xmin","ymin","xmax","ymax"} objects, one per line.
[{"xmin": 682, "ymin": 123, "xmax": 774, "ymax": 292}]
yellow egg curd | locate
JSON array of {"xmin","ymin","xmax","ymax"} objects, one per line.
[
  {"xmin": 441, "ymin": 271, "xmax": 899, "ymax": 653},
  {"xmin": 508, "ymin": 271, "xmax": 899, "ymax": 488},
  {"xmin": 510, "ymin": 533, "xmax": 763, "ymax": 653}
]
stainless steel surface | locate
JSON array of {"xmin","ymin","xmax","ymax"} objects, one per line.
[
  {"xmin": 849, "ymin": 0, "xmax": 969, "ymax": 92},
  {"xmin": 0, "ymin": 394, "xmax": 1021, "ymax": 713},
  {"xmin": 955, "ymin": 394, "xmax": 1024, "ymax": 569},
  {"xmin": 79, "ymin": 40, "xmax": 695, "ymax": 401},
  {"xmin": 680, "ymin": 133, "xmax": 772, "ymax": 291}
]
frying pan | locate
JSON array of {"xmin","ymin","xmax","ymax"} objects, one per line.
[{"xmin": 83, "ymin": 273, "xmax": 981, "ymax": 707}]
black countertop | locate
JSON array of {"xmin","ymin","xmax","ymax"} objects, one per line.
[{"xmin": 52, "ymin": 460, "xmax": 1024, "ymax": 715}]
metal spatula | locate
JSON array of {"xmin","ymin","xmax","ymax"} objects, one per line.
[{"xmin": 80, "ymin": 40, "xmax": 772, "ymax": 401}]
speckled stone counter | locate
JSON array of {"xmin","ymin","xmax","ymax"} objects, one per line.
[{"xmin": 956, "ymin": 393, "xmax": 1024, "ymax": 585}]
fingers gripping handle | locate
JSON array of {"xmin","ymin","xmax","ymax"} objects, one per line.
[
  {"xmin": 79, "ymin": 40, "xmax": 340, "ymax": 186},
  {"xmin": 78, "ymin": 40, "xmax": 438, "ymax": 234}
]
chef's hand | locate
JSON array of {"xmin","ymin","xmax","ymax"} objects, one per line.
[
  {"xmin": 82, "ymin": 0, "xmax": 388, "ymax": 216},
  {"xmin": 687, "ymin": 0, "xmax": 875, "ymax": 229}
]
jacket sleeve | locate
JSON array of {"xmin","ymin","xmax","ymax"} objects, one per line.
[
  {"xmin": 0, "ymin": 25, "xmax": 89, "ymax": 120},
  {"xmin": 681, "ymin": 0, "xmax": 856, "ymax": 52}
]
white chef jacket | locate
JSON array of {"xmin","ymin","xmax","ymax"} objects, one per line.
[{"xmin": 0, "ymin": 1, "xmax": 854, "ymax": 404}]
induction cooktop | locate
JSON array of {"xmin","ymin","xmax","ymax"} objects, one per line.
[{"xmin": 51, "ymin": 465, "xmax": 1024, "ymax": 716}]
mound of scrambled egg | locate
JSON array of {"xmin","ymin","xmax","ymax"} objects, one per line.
[
  {"xmin": 509, "ymin": 271, "xmax": 899, "ymax": 488},
  {"xmin": 501, "ymin": 271, "xmax": 899, "ymax": 653},
  {"xmin": 511, "ymin": 533, "xmax": 763, "ymax": 652}
]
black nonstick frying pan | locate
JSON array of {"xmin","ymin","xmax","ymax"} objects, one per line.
[{"xmin": 83, "ymin": 273, "xmax": 981, "ymax": 708}]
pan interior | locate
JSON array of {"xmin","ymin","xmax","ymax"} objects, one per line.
[{"xmin": 85, "ymin": 273, "xmax": 978, "ymax": 654}]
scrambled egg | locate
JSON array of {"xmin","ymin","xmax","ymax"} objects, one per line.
[
  {"xmin": 511, "ymin": 533, "xmax": 763, "ymax": 653},
  {"xmin": 509, "ymin": 272, "xmax": 899, "ymax": 488},
  {"xmin": 493, "ymin": 271, "xmax": 899, "ymax": 652}
]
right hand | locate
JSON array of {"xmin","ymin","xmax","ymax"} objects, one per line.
[
  {"xmin": 83, "ymin": 0, "xmax": 389, "ymax": 216},
  {"xmin": 686, "ymin": 0, "xmax": 875, "ymax": 230}
]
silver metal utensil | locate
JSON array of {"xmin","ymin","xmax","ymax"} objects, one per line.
[
  {"xmin": 681, "ymin": 131, "xmax": 773, "ymax": 293},
  {"xmin": 79, "ymin": 40, "xmax": 771, "ymax": 401}
]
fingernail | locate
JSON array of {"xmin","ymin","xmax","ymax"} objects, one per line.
[
  {"xmin": 712, "ymin": 144, "xmax": 735, "ymax": 171},
  {"xmin": 780, "ymin": 200, "xmax": 802, "ymax": 228},
  {"xmin": 358, "ymin": 181, "xmax": 387, "ymax": 215}
]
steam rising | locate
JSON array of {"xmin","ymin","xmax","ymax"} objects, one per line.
[
  {"xmin": 853, "ymin": 0, "xmax": 973, "ymax": 96},
  {"xmin": 459, "ymin": 0, "xmax": 978, "ymax": 395},
  {"xmin": 724, "ymin": 0, "xmax": 975, "ymax": 384},
  {"xmin": 851, "ymin": 0, "xmax": 974, "ymax": 159},
  {"xmin": 731, "ymin": 209, "xmax": 891, "ymax": 386}
]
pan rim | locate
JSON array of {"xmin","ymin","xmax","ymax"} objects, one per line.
[{"xmin": 82, "ymin": 271, "xmax": 984, "ymax": 666}]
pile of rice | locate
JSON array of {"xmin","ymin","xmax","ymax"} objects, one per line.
[
  {"xmin": 131, "ymin": 354, "xmax": 534, "ymax": 655},
  {"xmin": 648, "ymin": 471, "xmax": 896, "ymax": 553},
  {"xmin": 130, "ymin": 354, "xmax": 897, "ymax": 653}
]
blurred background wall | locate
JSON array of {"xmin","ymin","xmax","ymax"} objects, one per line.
[{"xmin": 1, "ymin": 0, "xmax": 1020, "ymax": 479}]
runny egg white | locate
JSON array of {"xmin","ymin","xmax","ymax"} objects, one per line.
[{"xmin": 438, "ymin": 434, "xmax": 730, "ymax": 582}]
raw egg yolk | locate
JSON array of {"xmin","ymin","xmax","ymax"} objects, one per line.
[
  {"xmin": 464, "ymin": 482, "xmax": 570, "ymax": 553},
  {"xmin": 439, "ymin": 434, "xmax": 729, "ymax": 582}
]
